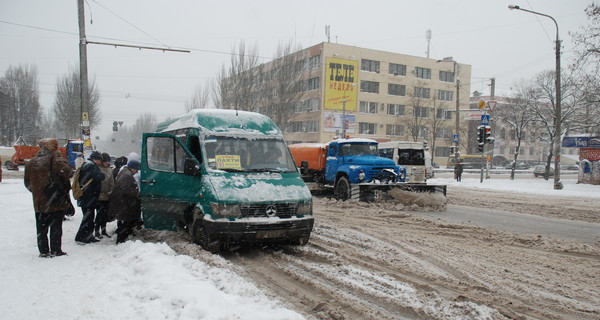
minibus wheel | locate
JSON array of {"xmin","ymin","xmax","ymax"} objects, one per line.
[{"xmin": 192, "ymin": 220, "xmax": 220, "ymax": 253}]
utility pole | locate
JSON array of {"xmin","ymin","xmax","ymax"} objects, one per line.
[
  {"xmin": 78, "ymin": 0, "xmax": 91, "ymax": 156},
  {"xmin": 486, "ymin": 77, "xmax": 496, "ymax": 179}
]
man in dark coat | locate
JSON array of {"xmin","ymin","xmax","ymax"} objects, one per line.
[
  {"xmin": 109, "ymin": 159, "xmax": 142, "ymax": 244},
  {"xmin": 74, "ymin": 151, "xmax": 105, "ymax": 244},
  {"xmin": 24, "ymin": 138, "xmax": 72, "ymax": 257},
  {"xmin": 454, "ymin": 161, "xmax": 464, "ymax": 182}
]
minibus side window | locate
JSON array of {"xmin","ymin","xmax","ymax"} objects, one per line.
[{"xmin": 147, "ymin": 136, "xmax": 176, "ymax": 172}]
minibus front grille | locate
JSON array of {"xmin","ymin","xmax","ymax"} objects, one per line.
[{"xmin": 240, "ymin": 203, "xmax": 296, "ymax": 218}]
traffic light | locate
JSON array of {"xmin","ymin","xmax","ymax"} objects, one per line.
[
  {"xmin": 484, "ymin": 125, "xmax": 494, "ymax": 144},
  {"xmin": 477, "ymin": 125, "xmax": 485, "ymax": 152},
  {"xmin": 113, "ymin": 121, "xmax": 118, "ymax": 132}
]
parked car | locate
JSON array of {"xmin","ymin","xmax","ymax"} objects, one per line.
[
  {"xmin": 533, "ymin": 165, "xmax": 554, "ymax": 177},
  {"xmin": 563, "ymin": 164, "xmax": 579, "ymax": 171},
  {"xmin": 505, "ymin": 162, "xmax": 530, "ymax": 170}
]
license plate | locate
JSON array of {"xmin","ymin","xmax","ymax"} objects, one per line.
[{"xmin": 256, "ymin": 230, "xmax": 286, "ymax": 239}]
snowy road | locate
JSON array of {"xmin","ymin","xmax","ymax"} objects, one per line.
[{"xmin": 410, "ymin": 204, "xmax": 600, "ymax": 244}]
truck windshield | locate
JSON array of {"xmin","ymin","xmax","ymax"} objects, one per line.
[
  {"xmin": 203, "ymin": 135, "xmax": 296, "ymax": 172},
  {"xmin": 339, "ymin": 143, "xmax": 378, "ymax": 156}
]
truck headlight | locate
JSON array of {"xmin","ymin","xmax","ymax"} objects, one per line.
[
  {"xmin": 210, "ymin": 203, "xmax": 241, "ymax": 217},
  {"xmin": 297, "ymin": 200, "xmax": 312, "ymax": 215},
  {"xmin": 358, "ymin": 170, "xmax": 366, "ymax": 181}
]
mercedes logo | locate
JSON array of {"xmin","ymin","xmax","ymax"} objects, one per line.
[{"xmin": 265, "ymin": 205, "xmax": 277, "ymax": 217}]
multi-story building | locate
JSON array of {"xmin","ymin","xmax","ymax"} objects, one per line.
[{"xmin": 245, "ymin": 42, "xmax": 471, "ymax": 166}]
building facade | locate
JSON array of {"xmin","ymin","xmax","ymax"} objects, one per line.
[{"xmin": 250, "ymin": 42, "xmax": 472, "ymax": 166}]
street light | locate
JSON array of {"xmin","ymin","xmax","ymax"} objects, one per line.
[
  {"xmin": 341, "ymin": 83, "xmax": 356, "ymax": 138},
  {"xmin": 508, "ymin": 4, "xmax": 562, "ymax": 190}
]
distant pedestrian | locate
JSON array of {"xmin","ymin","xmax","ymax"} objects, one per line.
[
  {"xmin": 109, "ymin": 159, "xmax": 142, "ymax": 244},
  {"xmin": 74, "ymin": 151, "xmax": 105, "ymax": 244},
  {"xmin": 112, "ymin": 156, "xmax": 127, "ymax": 181},
  {"xmin": 24, "ymin": 138, "xmax": 72, "ymax": 258},
  {"xmin": 95, "ymin": 152, "xmax": 114, "ymax": 239},
  {"xmin": 454, "ymin": 161, "xmax": 463, "ymax": 182}
]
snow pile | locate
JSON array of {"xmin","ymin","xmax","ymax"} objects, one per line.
[{"xmin": 0, "ymin": 179, "xmax": 303, "ymax": 320}]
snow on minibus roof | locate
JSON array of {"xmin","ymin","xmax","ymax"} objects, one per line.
[
  {"xmin": 156, "ymin": 109, "xmax": 282, "ymax": 136},
  {"xmin": 330, "ymin": 138, "xmax": 378, "ymax": 144}
]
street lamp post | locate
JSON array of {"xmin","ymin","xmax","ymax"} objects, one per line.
[
  {"xmin": 508, "ymin": 4, "xmax": 562, "ymax": 189},
  {"xmin": 341, "ymin": 83, "xmax": 355, "ymax": 138},
  {"xmin": 437, "ymin": 58, "xmax": 460, "ymax": 161}
]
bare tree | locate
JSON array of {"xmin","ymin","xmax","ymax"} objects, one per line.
[
  {"xmin": 185, "ymin": 82, "xmax": 212, "ymax": 112},
  {"xmin": 571, "ymin": 3, "xmax": 600, "ymax": 71},
  {"xmin": 498, "ymin": 82, "xmax": 539, "ymax": 180},
  {"xmin": 216, "ymin": 41, "xmax": 261, "ymax": 111},
  {"xmin": 572, "ymin": 72, "xmax": 600, "ymax": 136},
  {"xmin": 52, "ymin": 68, "xmax": 101, "ymax": 140},
  {"xmin": 427, "ymin": 94, "xmax": 450, "ymax": 158},
  {"xmin": 406, "ymin": 82, "xmax": 431, "ymax": 142},
  {"xmin": 261, "ymin": 40, "xmax": 306, "ymax": 129},
  {"xmin": 0, "ymin": 64, "xmax": 41, "ymax": 145}
]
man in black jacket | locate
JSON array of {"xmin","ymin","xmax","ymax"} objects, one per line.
[{"xmin": 74, "ymin": 151, "xmax": 105, "ymax": 244}]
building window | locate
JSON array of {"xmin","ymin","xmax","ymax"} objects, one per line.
[
  {"xmin": 414, "ymin": 87, "xmax": 430, "ymax": 99},
  {"xmin": 439, "ymin": 71, "xmax": 455, "ymax": 82},
  {"xmin": 360, "ymin": 80, "xmax": 379, "ymax": 93},
  {"xmin": 437, "ymin": 90, "xmax": 453, "ymax": 101},
  {"xmin": 435, "ymin": 147, "xmax": 451, "ymax": 157},
  {"xmin": 387, "ymin": 104, "xmax": 405, "ymax": 116},
  {"xmin": 435, "ymin": 127, "xmax": 452, "ymax": 139},
  {"xmin": 529, "ymin": 147, "xmax": 535, "ymax": 156},
  {"xmin": 436, "ymin": 108, "xmax": 452, "ymax": 119},
  {"xmin": 359, "ymin": 122, "xmax": 376, "ymax": 135},
  {"xmin": 309, "ymin": 55, "xmax": 320, "ymax": 69},
  {"xmin": 307, "ymin": 77, "xmax": 320, "ymax": 91},
  {"xmin": 415, "ymin": 67, "xmax": 431, "ymax": 80},
  {"xmin": 389, "ymin": 63, "xmax": 406, "ymax": 76},
  {"xmin": 359, "ymin": 101, "xmax": 378, "ymax": 114},
  {"xmin": 413, "ymin": 126, "xmax": 428, "ymax": 138},
  {"xmin": 414, "ymin": 106, "xmax": 429, "ymax": 118},
  {"xmin": 361, "ymin": 59, "xmax": 380, "ymax": 72},
  {"xmin": 388, "ymin": 84, "xmax": 406, "ymax": 96},
  {"xmin": 294, "ymin": 98, "xmax": 321, "ymax": 113},
  {"xmin": 288, "ymin": 120, "xmax": 319, "ymax": 133},
  {"xmin": 386, "ymin": 124, "xmax": 404, "ymax": 136}
]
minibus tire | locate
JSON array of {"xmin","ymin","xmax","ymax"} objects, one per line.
[
  {"xmin": 335, "ymin": 176, "xmax": 351, "ymax": 201},
  {"xmin": 192, "ymin": 220, "xmax": 220, "ymax": 253}
]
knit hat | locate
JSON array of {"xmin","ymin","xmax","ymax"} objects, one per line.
[
  {"xmin": 101, "ymin": 152, "xmax": 111, "ymax": 163},
  {"xmin": 39, "ymin": 138, "xmax": 58, "ymax": 152},
  {"xmin": 127, "ymin": 159, "xmax": 141, "ymax": 170},
  {"xmin": 89, "ymin": 151, "xmax": 102, "ymax": 160}
]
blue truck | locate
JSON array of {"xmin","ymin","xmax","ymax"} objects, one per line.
[{"xmin": 289, "ymin": 138, "xmax": 446, "ymax": 201}]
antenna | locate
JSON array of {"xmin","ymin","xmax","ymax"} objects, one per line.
[
  {"xmin": 425, "ymin": 29, "xmax": 432, "ymax": 58},
  {"xmin": 325, "ymin": 25, "xmax": 330, "ymax": 43}
]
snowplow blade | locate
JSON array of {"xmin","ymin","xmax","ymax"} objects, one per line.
[{"xmin": 392, "ymin": 183, "xmax": 447, "ymax": 197}]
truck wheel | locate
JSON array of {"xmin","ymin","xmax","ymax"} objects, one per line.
[
  {"xmin": 192, "ymin": 220, "xmax": 220, "ymax": 253},
  {"xmin": 335, "ymin": 176, "xmax": 351, "ymax": 201}
]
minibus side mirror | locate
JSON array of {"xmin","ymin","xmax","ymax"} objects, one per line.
[
  {"xmin": 184, "ymin": 158, "xmax": 201, "ymax": 176},
  {"xmin": 300, "ymin": 160, "xmax": 308, "ymax": 175}
]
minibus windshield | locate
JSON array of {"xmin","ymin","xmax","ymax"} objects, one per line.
[{"xmin": 203, "ymin": 135, "xmax": 296, "ymax": 172}]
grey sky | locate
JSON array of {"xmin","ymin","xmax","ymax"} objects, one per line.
[{"xmin": 0, "ymin": 0, "xmax": 590, "ymax": 139}]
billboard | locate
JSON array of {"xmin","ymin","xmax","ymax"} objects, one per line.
[
  {"xmin": 323, "ymin": 112, "xmax": 355, "ymax": 133},
  {"xmin": 324, "ymin": 57, "xmax": 358, "ymax": 111}
]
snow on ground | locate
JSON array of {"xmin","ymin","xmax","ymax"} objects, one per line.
[
  {"xmin": 430, "ymin": 175, "xmax": 600, "ymax": 199},
  {"xmin": 0, "ymin": 179, "xmax": 303, "ymax": 320}
]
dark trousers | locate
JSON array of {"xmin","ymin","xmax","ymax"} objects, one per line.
[
  {"xmin": 115, "ymin": 220, "xmax": 138, "ymax": 244},
  {"xmin": 35, "ymin": 211, "xmax": 64, "ymax": 254},
  {"xmin": 95, "ymin": 200, "xmax": 109, "ymax": 234},
  {"xmin": 75, "ymin": 207, "xmax": 96, "ymax": 242}
]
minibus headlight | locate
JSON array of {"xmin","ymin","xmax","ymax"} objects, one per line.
[
  {"xmin": 210, "ymin": 203, "xmax": 241, "ymax": 217},
  {"xmin": 297, "ymin": 201, "xmax": 312, "ymax": 215}
]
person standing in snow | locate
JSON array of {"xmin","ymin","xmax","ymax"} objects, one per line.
[
  {"xmin": 95, "ymin": 152, "xmax": 114, "ymax": 239},
  {"xmin": 454, "ymin": 161, "xmax": 463, "ymax": 182},
  {"xmin": 24, "ymin": 138, "xmax": 72, "ymax": 258},
  {"xmin": 74, "ymin": 151, "xmax": 105, "ymax": 244},
  {"xmin": 112, "ymin": 156, "xmax": 127, "ymax": 181},
  {"xmin": 109, "ymin": 159, "xmax": 142, "ymax": 244}
]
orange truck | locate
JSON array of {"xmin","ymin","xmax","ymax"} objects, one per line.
[{"xmin": 5, "ymin": 139, "xmax": 83, "ymax": 170}]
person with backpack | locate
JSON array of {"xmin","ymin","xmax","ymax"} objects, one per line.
[
  {"xmin": 74, "ymin": 151, "xmax": 105, "ymax": 244},
  {"xmin": 24, "ymin": 138, "xmax": 72, "ymax": 257}
]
